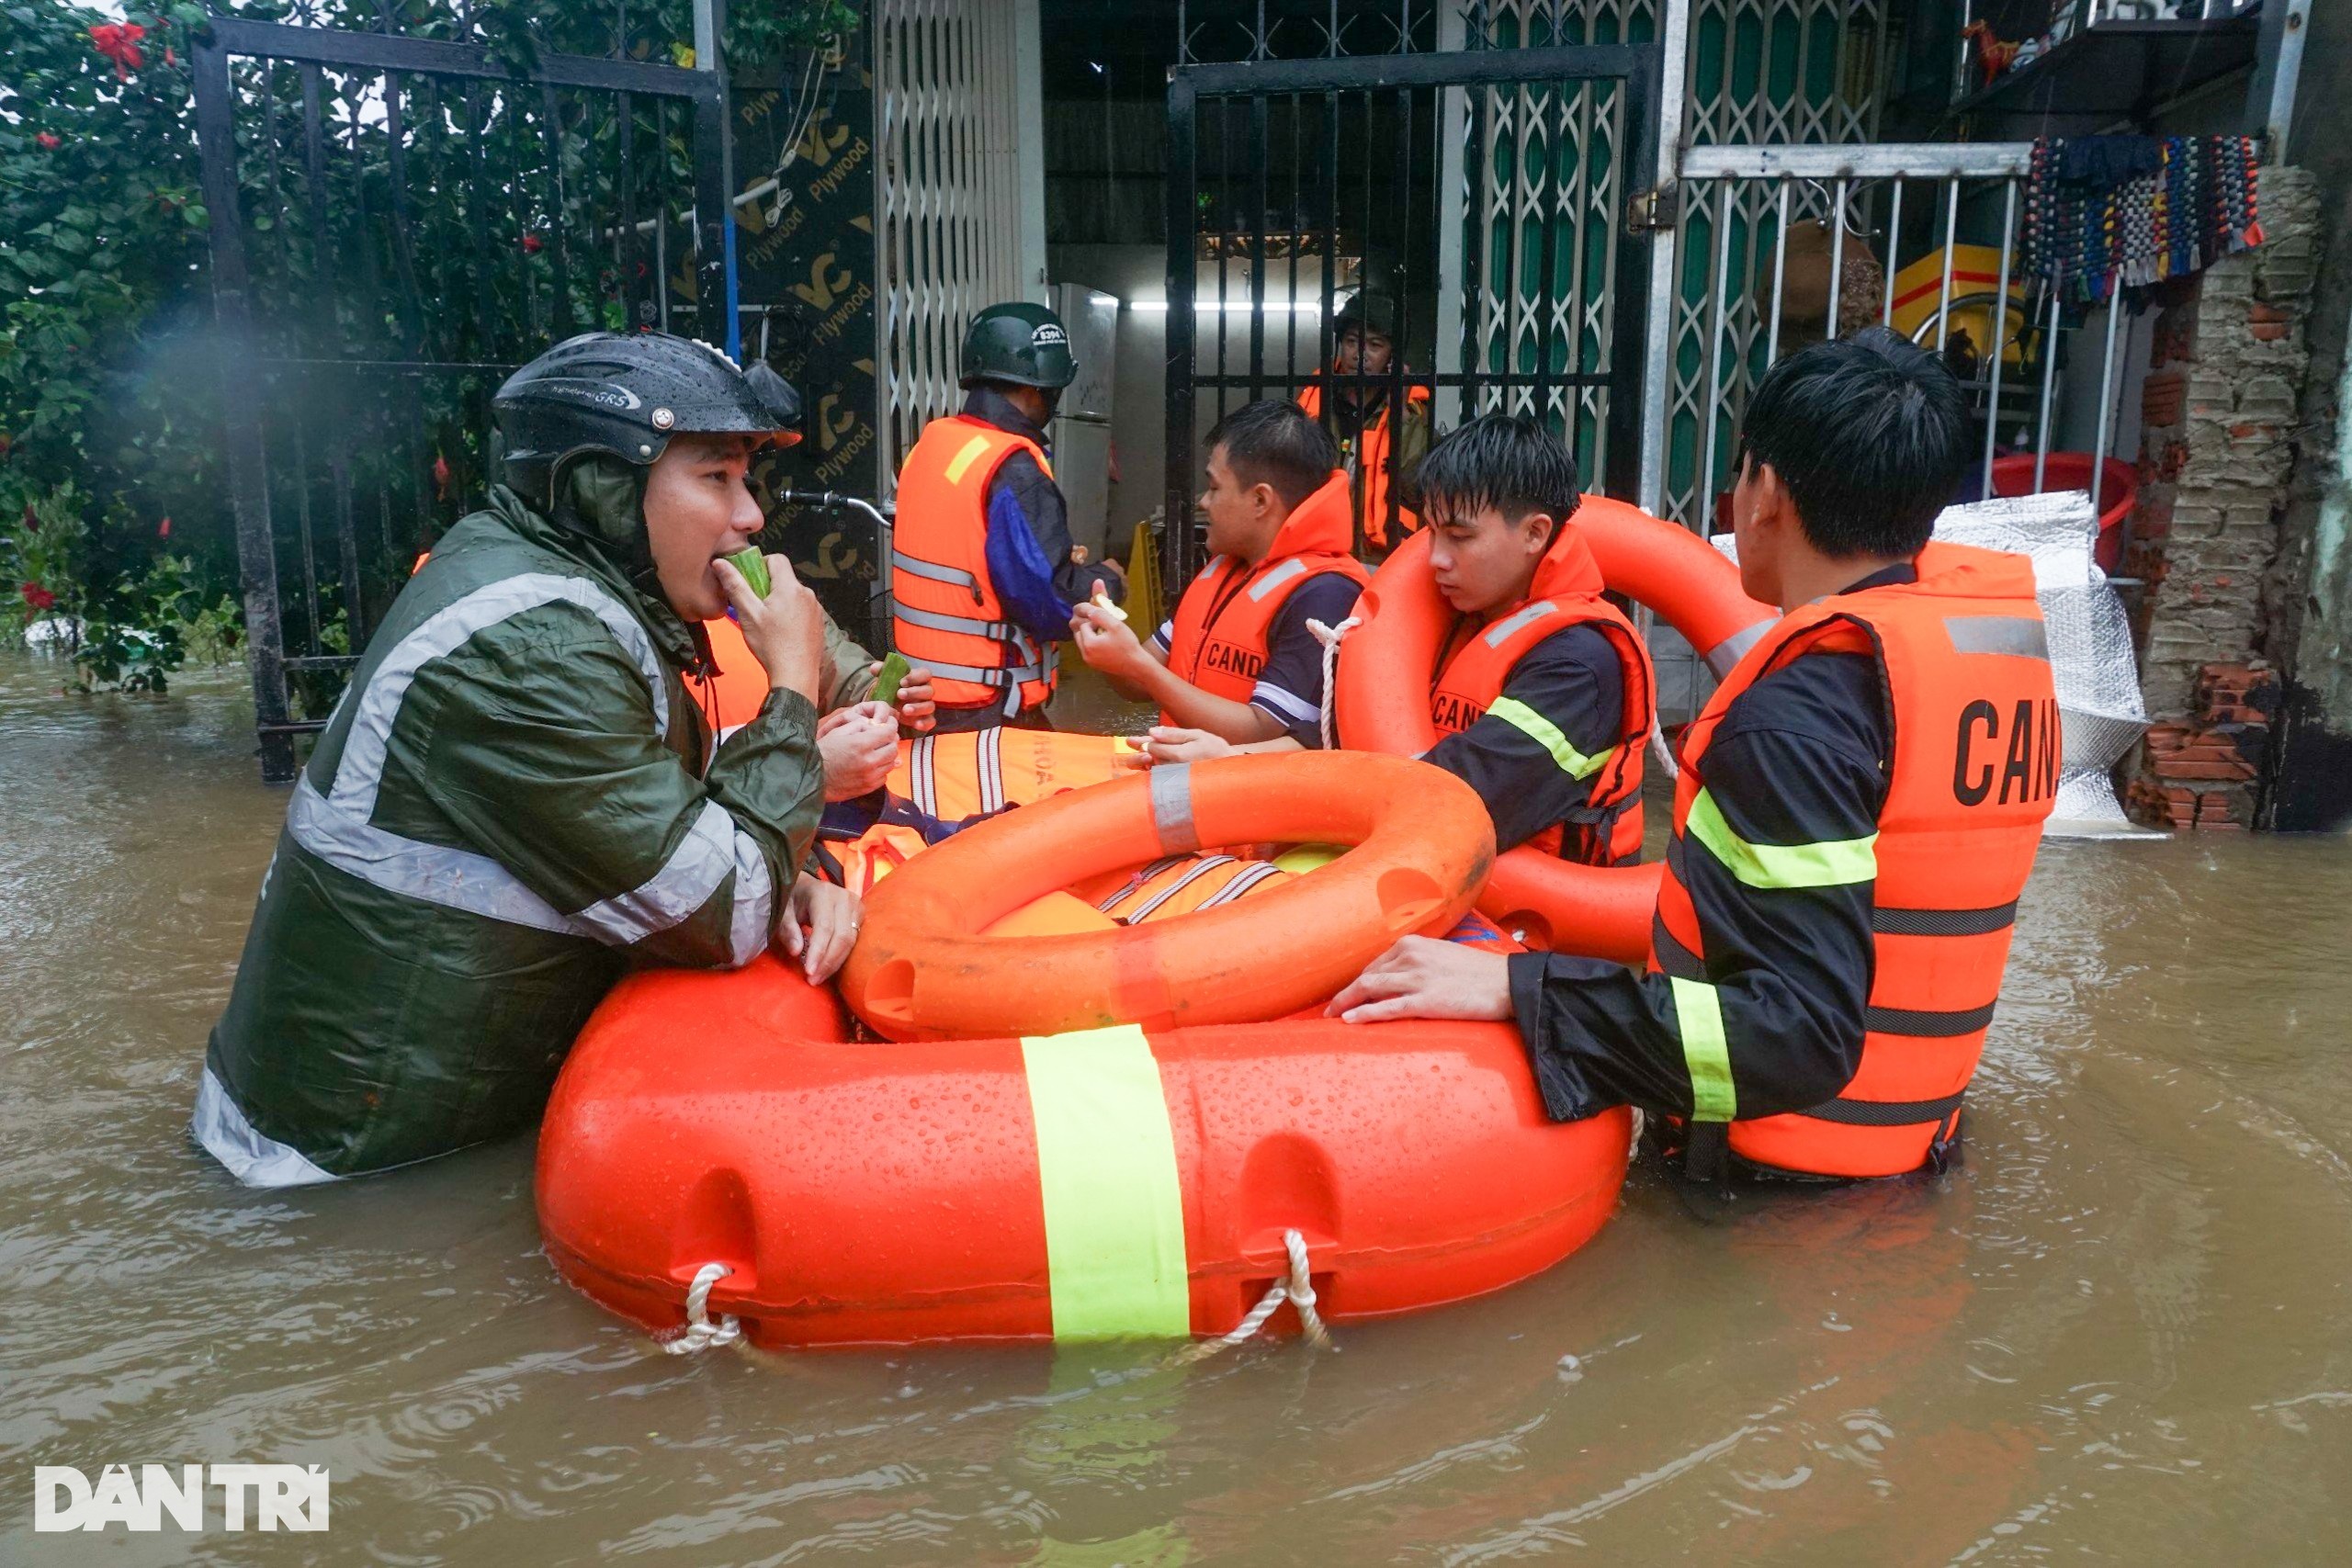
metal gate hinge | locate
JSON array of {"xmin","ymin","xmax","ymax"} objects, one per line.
[{"xmin": 1625, "ymin": 182, "xmax": 1680, "ymax": 235}]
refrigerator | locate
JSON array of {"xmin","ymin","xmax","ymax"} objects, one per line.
[{"xmin": 1047, "ymin": 284, "xmax": 1120, "ymax": 564}]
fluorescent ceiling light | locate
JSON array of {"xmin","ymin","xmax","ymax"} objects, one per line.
[{"xmin": 1125, "ymin": 299, "xmax": 1322, "ymax": 315}]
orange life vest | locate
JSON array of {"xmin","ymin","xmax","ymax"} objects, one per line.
[
  {"xmin": 1298, "ymin": 378, "xmax": 1430, "ymax": 551},
  {"xmin": 890, "ymin": 415, "xmax": 1059, "ymax": 717},
  {"xmin": 1427, "ymin": 520, "xmax": 1654, "ymax": 866},
  {"xmin": 888, "ymin": 728, "xmax": 1125, "ymax": 823},
  {"xmin": 1650, "ymin": 542, "xmax": 2059, "ymax": 1179},
  {"xmin": 1163, "ymin": 470, "xmax": 1366, "ymax": 728}
]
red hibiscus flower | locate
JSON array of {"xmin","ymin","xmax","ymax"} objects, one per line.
[
  {"xmin": 156, "ymin": 516, "xmax": 172, "ymax": 539},
  {"xmin": 521, "ymin": 232, "xmax": 544, "ymax": 254},
  {"xmin": 89, "ymin": 22, "xmax": 146, "ymax": 79},
  {"xmin": 21, "ymin": 582, "xmax": 56, "ymax": 613},
  {"xmin": 36, "ymin": 132, "xmax": 61, "ymax": 151},
  {"xmin": 433, "ymin": 455, "xmax": 451, "ymax": 499}
]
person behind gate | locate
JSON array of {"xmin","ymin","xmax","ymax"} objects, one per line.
[
  {"xmin": 890, "ymin": 301, "xmax": 1125, "ymax": 734},
  {"xmin": 196, "ymin": 333, "xmax": 853, "ymax": 1189},
  {"xmin": 1069, "ymin": 399, "xmax": 1365, "ymax": 750},
  {"xmin": 1296, "ymin": 289, "xmax": 1431, "ymax": 557},
  {"xmin": 1332, "ymin": 328, "xmax": 2060, "ymax": 1184}
]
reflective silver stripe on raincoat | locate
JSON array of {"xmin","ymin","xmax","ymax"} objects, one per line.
[{"xmin": 288, "ymin": 571, "xmax": 771, "ymax": 959}]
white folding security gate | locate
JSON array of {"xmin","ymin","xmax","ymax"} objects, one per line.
[{"xmin": 871, "ymin": 0, "xmax": 1047, "ymax": 499}]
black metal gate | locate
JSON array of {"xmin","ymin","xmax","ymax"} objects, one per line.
[
  {"xmin": 1164, "ymin": 41, "xmax": 1661, "ymax": 581},
  {"xmin": 192, "ymin": 9, "xmax": 737, "ymax": 781}
]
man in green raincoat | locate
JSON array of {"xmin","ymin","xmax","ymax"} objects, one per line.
[{"xmin": 196, "ymin": 333, "xmax": 854, "ymax": 1188}]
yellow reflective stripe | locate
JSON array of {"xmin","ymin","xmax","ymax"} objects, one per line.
[
  {"xmin": 1486, "ymin": 695, "xmax": 1616, "ymax": 781},
  {"xmin": 943, "ymin": 434, "xmax": 996, "ymax": 486},
  {"xmin": 1683, "ymin": 787, "xmax": 1878, "ymax": 890},
  {"xmin": 1020, "ymin": 1025, "xmax": 1192, "ymax": 1339},
  {"xmin": 1668, "ymin": 976, "xmax": 1737, "ymax": 1122}
]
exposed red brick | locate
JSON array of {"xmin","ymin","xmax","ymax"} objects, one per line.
[
  {"xmin": 2139, "ymin": 370, "xmax": 2187, "ymax": 427},
  {"xmin": 2251, "ymin": 321, "xmax": 2289, "ymax": 343},
  {"xmin": 2154, "ymin": 759, "xmax": 2256, "ymax": 782}
]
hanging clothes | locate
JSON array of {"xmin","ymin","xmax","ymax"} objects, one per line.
[{"xmin": 2023, "ymin": 135, "xmax": 2264, "ymax": 307}]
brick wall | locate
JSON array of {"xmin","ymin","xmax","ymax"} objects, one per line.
[
  {"xmin": 2124, "ymin": 164, "xmax": 2321, "ymax": 830},
  {"xmin": 2127, "ymin": 662, "xmax": 2278, "ymax": 831}
]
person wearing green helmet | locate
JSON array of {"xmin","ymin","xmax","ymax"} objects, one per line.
[
  {"xmin": 889, "ymin": 300, "xmax": 1125, "ymax": 731},
  {"xmin": 1297, "ymin": 288, "xmax": 1432, "ymax": 558},
  {"xmin": 196, "ymin": 332, "xmax": 855, "ymax": 1187}
]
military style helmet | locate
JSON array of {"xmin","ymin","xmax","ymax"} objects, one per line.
[
  {"xmin": 1333, "ymin": 288, "xmax": 1399, "ymax": 340},
  {"xmin": 959, "ymin": 301, "xmax": 1077, "ymax": 390},
  {"xmin": 493, "ymin": 331, "xmax": 803, "ymax": 506}
]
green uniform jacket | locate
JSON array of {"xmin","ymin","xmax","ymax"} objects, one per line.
[{"xmin": 198, "ymin": 487, "xmax": 823, "ymax": 1184}]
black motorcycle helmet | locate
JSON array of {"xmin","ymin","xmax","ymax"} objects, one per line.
[
  {"xmin": 958, "ymin": 302, "xmax": 1077, "ymax": 390},
  {"xmin": 1332, "ymin": 288, "xmax": 1399, "ymax": 343},
  {"xmin": 493, "ymin": 331, "xmax": 803, "ymax": 511}
]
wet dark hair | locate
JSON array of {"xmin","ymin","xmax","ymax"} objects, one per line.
[
  {"xmin": 1737, "ymin": 326, "xmax": 1969, "ymax": 558},
  {"xmin": 1415, "ymin": 413, "xmax": 1582, "ymax": 530},
  {"xmin": 1207, "ymin": 399, "xmax": 1340, "ymax": 512}
]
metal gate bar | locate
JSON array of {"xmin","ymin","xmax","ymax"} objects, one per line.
[
  {"xmin": 195, "ymin": 13, "xmax": 734, "ymax": 781},
  {"xmin": 1667, "ymin": 143, "xmax": 2140, "ymax": 550},
  {"xmin": 1651, "ymin": 141, "xmax": 2145, "ymax": 724},
  {"xmin": 1166, "ymin": 41, "xmax": 1660, "ymax": 582}
]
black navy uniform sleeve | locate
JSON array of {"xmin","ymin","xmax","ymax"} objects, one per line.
[
  {"xmin": 1249, "ymin": 572, "xmax": 1365, "ymax": 746},
  {"xmin": 1504, "ymin": 647, "xmax": 1890, "ymax": 1123},
  {"xmin": 1422, "ymin": 623, "xmax": 1626, "ymax": 853}
]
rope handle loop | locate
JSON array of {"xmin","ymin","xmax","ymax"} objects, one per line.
[
  {"xmin": 1305, "ymin": 616, "xmax": 1362, "ymax": 753},
  {"xmin": 1185, "ymin": 1228, "xmax": 1332, "ymax": 1361},
  {"xmin": 663, "ymin": 1261, "xmax": 743, "ymax": 1355}
]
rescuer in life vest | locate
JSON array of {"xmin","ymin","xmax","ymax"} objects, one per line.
[
  {"xmin": 195, "ymin": 333, "xmax": 854, "ymax": 1188},
  {"xmin": 1130, "ymin": 413, "xmax": 1654, "ymax": 868},
  {"xmin": 1069, "ymin": 399, "xmax": 1365, "ymax": 749},
  {"xmin": 1296, "ymin": 289, "xmax": 1431, "ymax": 557},
  {"xmin": 1332, "ymin": 328, "xmax": 2061, "ymax": 1185},
  {"xmin": 890, "ymin": 301, "xmax": 1125, "ymax": 734}
]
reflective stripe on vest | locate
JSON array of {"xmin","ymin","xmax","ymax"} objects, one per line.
[
  {"xmin": 1646, "ymin": 542, "xmax": 2057, "ymax": 1179},
  {"xmin": 1426, "ymin": 547, "xmax": 1654, "ymax": 868},
  {"xmin": 1094, "ymin": 853, "xmax": 1290, "ymax": 925},
  {"xmin": 891, "ymin": 416, "xmax": 1059, "ymax": 713},
  {"xmin": 1021, "ymin": 1024, "xmax": 1192, "ymax": 1339}
]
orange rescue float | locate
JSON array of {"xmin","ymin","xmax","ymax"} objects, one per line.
[
  {"xmin": 838, "ymin": 750, "xmax": 1493, "ymax": 1040},
  {"xmin": 537, "ymin": 954, "xmax": 1631, "ymax": 1348},
  {"xmin": 1336, "ymin": 497, "xmax": 1774, "ymax": 963}
]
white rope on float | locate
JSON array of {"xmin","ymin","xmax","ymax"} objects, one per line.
[
  {"xmin": 1186, "ymin": 1228, "xmax": 1332, "ymax": 1361},
  {"xmin": 1632, "ymin": 604, "xmax": 1680, "ymax": 783},
  {"xmin": 1306, "ymin": 615, "xmax": 1361, "ymax": 753},
  {"xmin": 663, "ymin": 1261, "xmax": 742, "ymax": 1355},
  {"xmin": 1650, "ymin": 724, "xmax": 1680, "ymax": 783}
]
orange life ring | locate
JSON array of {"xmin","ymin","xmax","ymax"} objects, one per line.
[
  {"xmin": 1335, "ymin": 497, "xmax": 1774, "ymax": 963},
  {"xmin": 837, "ymin": 750, "xmax": 1494, "ymax": 1041},
  {"xmin": 537, "ymin": 954, "xmax": 1629, "ymax": 1348}
]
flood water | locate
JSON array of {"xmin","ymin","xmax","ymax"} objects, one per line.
[{"xmin": 3, "ymin": 645, "xmax": 2347, "ymax": 1564}]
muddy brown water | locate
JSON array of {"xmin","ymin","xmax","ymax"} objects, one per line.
[{"xmin": 2, "ymin": 647, "xmax": 2346, "ymax": 1564}]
